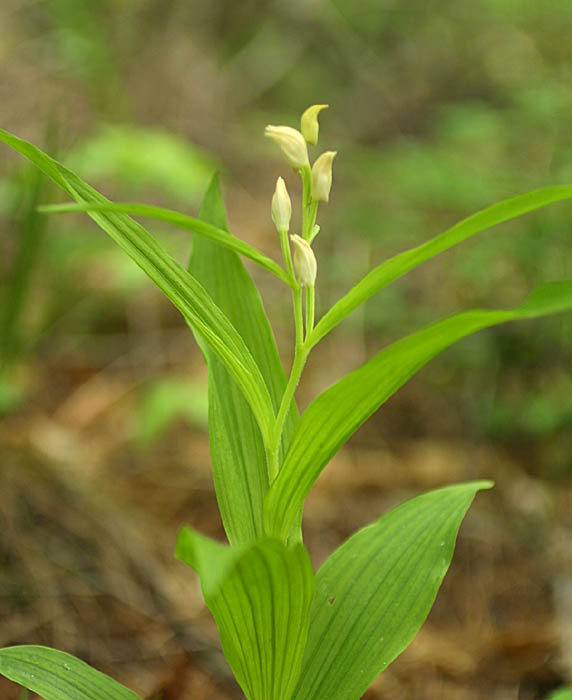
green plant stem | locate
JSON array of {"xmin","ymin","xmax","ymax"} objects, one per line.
[
  {"xmin": 279, "ymin": 229, "xmax": 295, "ymax": 280},
  {"xmin": 268, "ymin": 284, "xmax": 307, "ymax": 481},
  {"xmin": 293, "ymin": 283, "xmax": 305, "ymax": 348},
  {"xmin": 267, "ymin": 166, "xmax": 318, "ymax": 482},
  {"xmin": 265, "ymin": 444, "xmax": 280, "ymax": 485},
  {"xmin": 270, "ymin": 344, "xmax": 308, "ymax": 476},
  {"xmin": 301, "ymin": 165, "xmax": 313, "ymax": 239},
  {"xmin": 307, "ymin": 200, "xmax": 319, "ymax": 241},
  {"xmin": 305, "ymin": 285, "xmax": 315, "ymax": 338}
]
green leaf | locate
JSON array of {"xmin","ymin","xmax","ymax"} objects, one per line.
[
  {"xmin": 548, "ymin": 689, "xmax": 572, "ymax": 700},
  {"xmin": 135, "ymin": 377, "xmax": 208, "ymax": 445},
  {"xmin": 39, "ymin": 201, "xmax": 292, "ymax": 285},
  {"xmin": 0, "ymin": 128, "xmax": 275, "ymax": 445},
  {"xmin": 176, "ymin": 527, "xmax": 315, "ymax": 700},
  {"xmin": 310, "ymin": 185, "xmax": 572, "ymax": 347},
  {"xmin": 66, "ymin": 124, "xmax": 217, "ymax": 202},
  {"xmin": 190, "ymin": 175, "xmax": 298, "ymax": 544},
  {"xmin": 265, "ymin": 281, "xmax": 572, "ymax": 538},
  {"xmin": 294, "ymin": 482, "xmax": 491, "ymax": 700},
  {"xmin": 0, "ymin": 645, "xmax": 142, "ymax": 700}
]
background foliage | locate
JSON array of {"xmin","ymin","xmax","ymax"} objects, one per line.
[{"xmin": 2, "ymin": 1, "xmax": 572, "ymax": 698}]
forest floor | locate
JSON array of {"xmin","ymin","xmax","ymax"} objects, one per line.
[{"xmin": 1, "ymin": 334, "xmax": 572, "ymax": 700}]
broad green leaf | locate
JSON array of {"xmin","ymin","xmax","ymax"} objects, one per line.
[
  {"xmin": 39, "ymin": 201, "xmax": 292, "ymax": 285},
  {"xmin": 265, "ymin": 281, "xmax": 572, "ymax": 538},
  {"xmin": 190, "ymin": 176, "xmax": 298, "ymax": 544},
  {"xmin": 176, "ymin": 527, "xmax": 315, "ymax": 700},
  {"xmin": 294, "ymin": 482, "xmax": 491, "ymax": 700},
  {"xmin": 0, "ymin": 129, "xmax": 275, "ymax": 444},
  {"xmin": 310, "ymin": 185, "xmax": 572, "ymax": 347},
  {"xmin": 0, "ymin": 645, "xmax": 142, "ymax": 700}
]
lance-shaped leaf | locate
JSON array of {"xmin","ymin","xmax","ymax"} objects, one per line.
[
  {"xmin": 0, "ymin": 645, "xmax": 142, "ymax": 700},
  {"xmin": 0, "ymin": 128, "xmax": 275, "ymax": 444},
  {"xmin": 310, "ymin": 185, "xmax": 572, "ymax": 347},
  {"xmin": 176, "ymin": 527, "xmax": 315, "ymax": 700},
  {"xmin": 265, "ymin": 281, "xmax": 572, "ymax": 538},
  {"xmin": 294, "ymin": 482, "xmax": 491, "ymax": 700},
  {"xmin": 39, "ymin": 201, "xmax": 292, "ymax": 285},
  {"xmin": 190, "ymin": 176, "xmax": 298, "ymax": 544}
]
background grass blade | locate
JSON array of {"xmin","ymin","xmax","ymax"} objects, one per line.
[
  {"xmin": 265, "ymin": 281, "xmax": 572, "ymax": 538},
  {"xmin": 310, "ymin": 185, "xmax": 572, "ymax": 347},
  {"xmin": 0, "ymin": 646, "xmax": 142, "ymax": 700},
  {"xmin": 0, "ymin": 168, "xmax": 48, "ymax": 373},
  {"xmin": 190, "ymin": 175, "xmax": 298, "ymax": 544},
  {"xmin": 176, "ymin": 527, "xmax": 315, "ymax": 700},
  {"xmin": 293, "ymin": 482, "xmax": 491, "ymax": 700},
  {"xmin": 0, "ymin": 128, "xmax": 275, "ymax": 444},
  {"xmin": 39, "ymin": 201, "xmax": 292, "ymax": 285}
]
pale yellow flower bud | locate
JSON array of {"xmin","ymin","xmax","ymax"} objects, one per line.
[
  {"xmin": 301, "ymin": 104, "xmax": 328, "ymax": 146},
  {"xmin": 271, "ymin": 177, "xmax": 291, "ymax": 233},
  {"xmin": 311, "ymin": 150, "xmax": 337, "ymax": 203},
  {"xmin": 290, "ymin": 234, "xmax": 317, "ymax": 286},
  {"xmin": 264, "ymin": 125, "xmax": 309, "ymax": 170}
]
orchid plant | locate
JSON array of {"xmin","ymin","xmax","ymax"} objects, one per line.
[{"xmin": 2, "ymin": 105, "xmax": 572, "ymax": 699}]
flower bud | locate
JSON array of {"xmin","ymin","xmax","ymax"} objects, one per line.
[
  {"xmin": 290, "ymin": 234, "xmax": 317, "ymax": 286},
  {"xmin": 311, "ymin": 150, "xmax": 337, "ymax": 203},
  {"xmin": 271, "ymin": 177, "xmax": 291, "ymax": 233},
  {"xmin": 265, "ymin": 125, "xmax": 309, "ymax": 170},
  {"xmin": 301, "ymin": 104, "xmax": 328, "ymax": 146}
]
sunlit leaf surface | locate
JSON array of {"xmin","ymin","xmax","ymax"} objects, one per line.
[
  {"xmin": 294, "ymin": 482, "xmax": 491, "ymax": 700},
  {"xmin": 176, "ymin": 527, "xmax": 314, "ymax": 700},
  {"xmin": 0, "ymin": 646, "xmax": 142, "ymax": 700}
]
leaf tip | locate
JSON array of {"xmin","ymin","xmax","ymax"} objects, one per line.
[{"xmin": 474, "ymin": 479, "xmax": 494, "ymax": 491}]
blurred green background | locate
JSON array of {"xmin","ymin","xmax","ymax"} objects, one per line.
[{"xmin": 2, "ymin": 1, "xmax": 572, "ymax": 699}]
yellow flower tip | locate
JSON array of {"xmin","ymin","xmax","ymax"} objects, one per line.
[
  {"xmin": 301, "ymin": 104, "xmax": 329, "ymax": 146},
  {"xmin": 271, "ymin": 176, "xmax": 291, "ymax": 234},
  {"xmin": 264, "ymin": 125, "xmax": 309, "ymax": 170},
  {"xmin": 311, "ymin": 150, "xmax": 337, "ymax": 203},
  {"xmin": 290, "ymin": 234, "xmax": 317, "ymax": 286}
]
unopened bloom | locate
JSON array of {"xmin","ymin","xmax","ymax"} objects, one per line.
[
  {"xmin": 290, "ymin": 234, "xmax": 317, "ymax": 286},
  {"xmin": 265, "ymin": 125, "xmax": 309, "ymax": 170},
  {"xmin": 301, "ymin": 104, "xmax": 329, "ymax": 146},
  {"xmin": 311, "ymin": 150, "xmax": 337, "ymax": 203},
  {"xmin": 271, "ymin": 177, "xmax": 291, "ymax": 233}
]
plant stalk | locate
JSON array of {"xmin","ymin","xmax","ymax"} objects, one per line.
[
  {"xmin": 269, "ymin": 284, "xmax": 308, "ymax": 480},
  {"xmin": 305, "ymin": 285, "xmax": 315, "ymax": 338}
]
